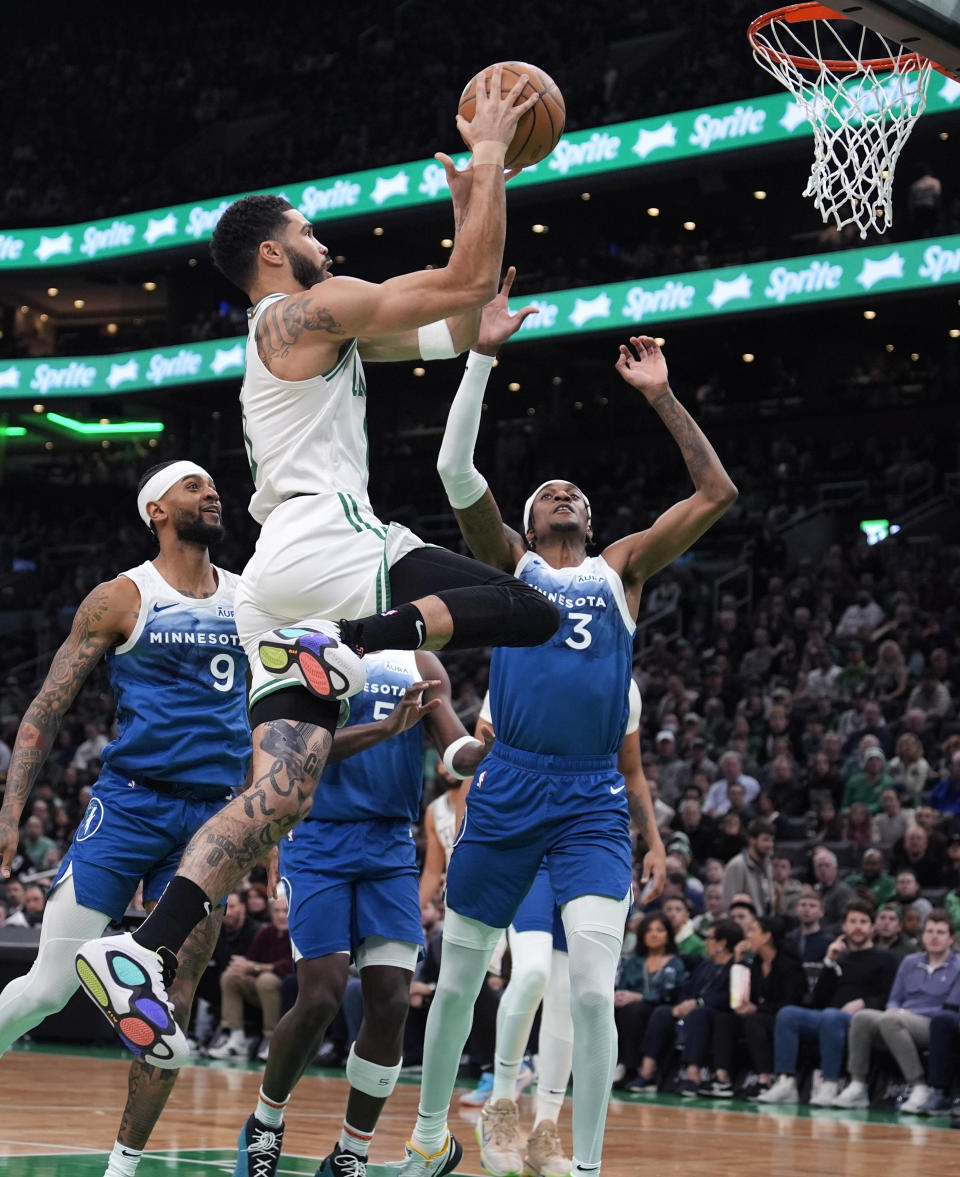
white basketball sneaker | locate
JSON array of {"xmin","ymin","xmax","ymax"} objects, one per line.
[
  {"xmin": 833, "ymin": 1080, "xmax": 870, "ymax": 1109},
  {"xmin": 75, "ymin": 932, "xmax": 187, "ymax": 1069},
  {"xmin": 390, "ymin": 1133, "xmax": 463, "ymax": 1176},
  {"xmin": 756, "ymin": 1074, "xmax": 799, "ymax": 1104},
  {"xmin": 258, "ymin": 621, "xmax": 365, "ymax": 701},
  {"xmin": 524, "ymin": 1120, "xmax": 573, "ymax": 1177}
]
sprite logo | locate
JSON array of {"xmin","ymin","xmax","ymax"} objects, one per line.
[
  {"xmin": 764, "ymin": 260, "xmax": 843, "ymax": 303},
  {"xmin": 299, "ymin": 181, "xmax": 361, "ymax": 218},
  {"xmin": 147, "ymin": 349, "xmax": 203, "ymax": 384},
  {"xmin": 186, "ymin": 201, "xmax": 230, "ymax": 239},
  {"xmin": 548, "ymin": 132, "xmax": 621, "ymax": 175},
  {"xmin": 30, "ymin": 362, "xmax": 97, "ymax": 393},
  {"xmin": 918, "ymin": 243, "xmax": 960, "ymax": 282},
  {"xmin": 80, "ymin": 221, "xmax": 136, "ymax": 258},
  {"xmin": 0, "ymin": 234, "xmax": 24, "ymax": 261},
  {"xmin": 688, "ymin": 105, "xmax": 766, "ymax": 150}
]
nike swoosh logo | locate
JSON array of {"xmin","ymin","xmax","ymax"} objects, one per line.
[
  {"xmin": 414, "ymin": 620, "xmax": 425, "ymax": 647},
  {"xmin": 153, "ymin": 603, "xmax": 177, "ymax": 612},
  {"xmin": 121, "ymin": 1150, "xmax": 140, "ymax": 1158},
  {"xmin": 609, "ymin": 784, "xmax": 625, "ymax": 795}
]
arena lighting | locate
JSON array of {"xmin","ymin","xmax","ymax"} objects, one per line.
[
  {"xmin": 508, "ymin": 382, "xmax": 521, "ymax": 391},
  {"xmin": 46, "ymin": 287, "xmax": 58, "ymax": 296},
  {"xmin": 949, "ymin": 328, "xmax": 960, "ymax": 338},
  {"xmin": 531, "ymin": 224, "xmax": 548, "ymax": 233},
  {"xmin": 580, "ymin": 192, "xmax": 591, "ymax": 201},
  {"xmin": 412, "ymin": 367, "xmax": 426, "ymax": 377},
  {"xmin": 142, "ymin": 281, "xmax": 157, "ymax": 292},
  {"xmin": 440, "ymin": 238, "xmax": 453, "ymax": 248},
  {"xmin": 646, "ymin": 207, "xmax": 660, "ymax": 217},
  {"xmin": 44, "ymin": 411, "xmax": 164, "ymax": 436},
  {"xmin": 683, "ymin": 221, "xmax": 696, "ymax": 230},
  {"xmin": 753, "ymin": 190, "xmax": 767, "ymax": 200},
  {"xmin": 863, "ymin": 310, "xmax": 877, "ymax": 319}
]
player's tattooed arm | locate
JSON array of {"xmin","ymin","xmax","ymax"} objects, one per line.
[
  {"xmin": 453, "ymin": 491, "xmax": 526, "ymax": 572},
  {"xmin": 0, "ymin": 579, "xmax": 134, "ymax": 873},
  {"xmin": 606, "ymin": 336, "xmax": 738, "ymax": 592},
  {"xmin": 256, "ymin": 294, "xmax": 346, "ymax": 368}
]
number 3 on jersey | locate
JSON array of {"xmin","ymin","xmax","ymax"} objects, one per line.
[
  {"xmin": 209, "ymin": 652, "xmax": 236, "ymax": 692},
  {"xmin": 565, "ymin": 611, "xmax": 593, "ymax": 650}
]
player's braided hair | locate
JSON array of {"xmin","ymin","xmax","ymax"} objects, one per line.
[{"xmin": 210, "ymin": 193, "xmax": 295, "ymax": 290}]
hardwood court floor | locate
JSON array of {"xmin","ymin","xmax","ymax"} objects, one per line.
[{"xmin": 1, "ymin": 1046, "xmax": 955, "ymax": 1175}]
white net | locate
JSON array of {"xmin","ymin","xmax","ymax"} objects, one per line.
[{"xmin": 750, "ymin": 5, "xmax": 933, "ymax": 238}]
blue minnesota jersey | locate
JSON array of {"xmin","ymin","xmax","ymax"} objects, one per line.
[
  {"xmin": 102, "ymin": 561, "xmax": 250, "ymax": 796},
  {"xmin": 308, "ymin": 650, "xmax": 424, "ymax": 822},
  {"xmin": 489, "ymin": 553, "xmax": 636, "ymax": 756}
]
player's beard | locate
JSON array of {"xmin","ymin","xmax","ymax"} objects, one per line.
[
  {"xmin": 288, "ymin": 245, "xmax": 328, "ymax": 290},
  {"xmin": 175, "ymin": 511, "xmax": 226, "ymax": 547}
]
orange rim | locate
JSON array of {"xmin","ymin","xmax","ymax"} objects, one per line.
[{"xmin": 749, "ymin": 2, "xmax": 931, "ymax": 73}]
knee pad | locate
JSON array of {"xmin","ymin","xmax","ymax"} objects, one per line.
[{"xmin": 345, "ymin": 1042, "xmax": 402, "ymax": 1098}]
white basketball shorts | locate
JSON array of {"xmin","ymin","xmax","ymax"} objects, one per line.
[{"xmin": 235, "ymin": 491, "xmax": 425, "ymax": 707}]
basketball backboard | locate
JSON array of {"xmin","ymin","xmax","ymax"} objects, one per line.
[{"xmin": 834, "ymin": 1, "xmax": 960, "ymax": 77}]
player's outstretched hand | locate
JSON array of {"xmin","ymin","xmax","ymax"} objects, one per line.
[
  {"xmin": 458, "ymin": 63, "xmax": 540, "ymax": 150},
  {"xmin": 476, "ymin": 267, "xmax": 539, "ymax": 356},
  {"xmin": 615, "ymin": 335, "xmax": 670, "ymax": 400},
  {"xmin": 384, "ymin": 680, "xmax": 442, "ymax": 735}
]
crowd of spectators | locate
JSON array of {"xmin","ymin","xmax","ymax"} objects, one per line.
[{"xmin": 2, "ymin": 2, "xmax": 772, "ymax": 228}]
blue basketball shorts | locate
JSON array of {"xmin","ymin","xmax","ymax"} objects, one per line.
[
  {"xmin": 446, "ymin": 741, "xmax": 632, "ymax": 930},
  {"xmin": 51, "ymin": 767, "xmax": 231, "ymax": 923},
  {"xmin": 280, "ymin": 817, "xmax": 423, "ymax": 961},
  {"xmin": 512, "ymin": 859, "xmax": 568, "ymax": 952}
]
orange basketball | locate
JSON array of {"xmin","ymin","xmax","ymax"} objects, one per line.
[{"xmin": 458, "ymin": 61, "xmax": 565, "ymax": 169}]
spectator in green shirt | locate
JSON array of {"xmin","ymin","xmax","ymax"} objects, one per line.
[
  {"xmin": 846, "ymin": 847, "xmax": 896, "ymax": 907},
  {"xmin": 19, "ymin": 814, "xmax": 57, "ymax": 871},
  {"xmin": 663, "ymin": 896, "xmax": 707, "ymax": 959},
  {"xmin": 842, "ymin": 746, "xmax": 895, "ymax": 813},
  {"xmin": 836, "ymin": 641, "xmax": 873, "ymax": 699}
]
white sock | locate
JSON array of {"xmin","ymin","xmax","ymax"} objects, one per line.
[
  {"xmin": 492, "ymin": 930, "xmax": 552, "ymax": 1103},
  {"xmin": 103, "ymin": 1141, "xmax": 141, "ymax": 1177},
  {"xmin": 255, "ymin": 1086, "xmax": 288, "ymax": 1127},
  {"xmin": 571, "ymin": 1160, "xmax": 601, "ymax": 1175},
  {"xmin": 339, "ymin": 1119, "xmax": 374, "ymax": 1157},
  {"xmin": 412, "ymin": 913, "xmax": 501, "ymax": 1153},
  {"xmin": 535, "ymin": 949, "xmax": 574, "ymax": 1125}
]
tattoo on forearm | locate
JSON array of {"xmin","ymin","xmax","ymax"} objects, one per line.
[
  {"xmin": 4, "ymin": 584, "xmax": 116, "ymax": 811},
  {"xmin": 628, "ymin": 793, "xmax": 650, "ymax": 843},
  {"xmin": 648, "ymin": 392, "xmax": 715, "ymax": 483},
  {"xmin": 257, "ymin": 295, "xmax": 345, "ymax": 366}
]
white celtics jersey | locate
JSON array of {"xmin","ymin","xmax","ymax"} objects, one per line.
[
  {"xmin": 429, "ymin": 791, "xmax": 460, "ymax": 869},
  {"xmin": 242, "ymin": 292, "xmax": 370, "ymax": 525}
]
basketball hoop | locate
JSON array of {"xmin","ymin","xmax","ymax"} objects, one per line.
[{"xmin": 749, "ymin": 2, "xmax": 935, "ymax": 238}]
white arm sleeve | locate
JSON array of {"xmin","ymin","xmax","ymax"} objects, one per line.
[{"xmin": 436, "ymin": 351, "xmax": 494, "ymax": 510}]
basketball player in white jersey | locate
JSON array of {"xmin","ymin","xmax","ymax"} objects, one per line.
[
  {"xmin": 0, "ymin": 462, "xmax": 249, "ymax": 1177},
  {"xmin": 389, "ymin": 280, "xmax": 737, "ymax": 1176},
  {"xmin": 76, "ymin": 70, "xmax": 562, "ymax": 1064}
]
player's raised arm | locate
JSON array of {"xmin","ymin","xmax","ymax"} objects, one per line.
[
  {"xmin": 0, "ymin": 578, "xmax": 137, "ymax": 877},
  {"xmin": 605, "ymin": 335, "xmax": 738, "ymax": 590},
  {"xmin": 436, "ymin": 267, "xmax": 539, "ymax": 571},
  {"xmin": 251, "ymin": 67, "xmax": 538, "ymax": 376}
]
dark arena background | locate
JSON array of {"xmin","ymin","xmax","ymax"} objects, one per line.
[{"xmin": 2, "ymin": 3, "xmax": 960, "ymax": 1174}]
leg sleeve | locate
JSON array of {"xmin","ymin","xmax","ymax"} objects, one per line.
[{"xmin": 0, "ymin": 874, "xmax": 109, "ymax": 1056}]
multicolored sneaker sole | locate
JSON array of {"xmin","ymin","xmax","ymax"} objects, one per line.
[
  {"xmin": 259, "ymin": 626, "xmax": 359, "ymax": 699},
  {"xmin": 75, "ymin": 943, "xmax": 182, "ymax": 1066}
]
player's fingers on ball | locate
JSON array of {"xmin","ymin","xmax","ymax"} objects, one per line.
[
  {"xmin": 515, "ymin": 88, "xmax": 540, "ymax": 116},
  {"xmin": 504, "ymin": 70, "xmax": 529, "ymax": 101}
]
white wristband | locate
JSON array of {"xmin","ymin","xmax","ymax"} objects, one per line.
[
  {"xmin": 436, "ymin": 351, "xmax": 494, "ymax": 509},
  {"xmin": 418, "ymin": 320, "xmax": 457, "ymax": 360},
  {"xmin": 442, "ymin": 735, "xmax": 484, "ymax": 779}
]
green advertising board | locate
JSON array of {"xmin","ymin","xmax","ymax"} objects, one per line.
[
  {"xmin": 0, "ymin": 73, "xmax": 958, "ymax": 271},
  {"xmin": 2, "ymin": 234, "xmax": 958, "ymax": 399}
]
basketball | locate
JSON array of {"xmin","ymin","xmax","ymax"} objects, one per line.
[{"xmin": 458, "ymin": 61, "xmax": 565, "ymax": 169}]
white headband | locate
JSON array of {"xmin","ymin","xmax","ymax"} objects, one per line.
[
  {"xmin": 523, "ymin": 479, "xmax": 591, "ymax": 534},
  {"xmin": 137, "ymin": 461, "xmax": 212, "ymax": 528}
]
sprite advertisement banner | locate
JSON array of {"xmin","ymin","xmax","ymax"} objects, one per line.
[
  {"xmin": 1, "ymin": 73, "xmax": 958, "ymax": 271},
  {"xmin": 2, "ymin": 235, "xmax": 958, "ymax": 399}
]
